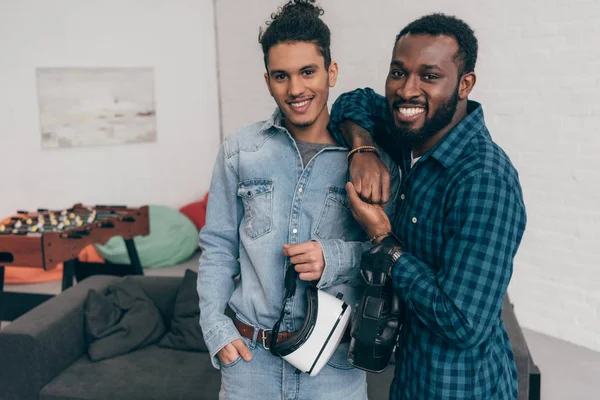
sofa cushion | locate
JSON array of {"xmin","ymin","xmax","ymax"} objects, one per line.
[
  {"xmin": 159, "ymin": 269, "xmax": 208, "ymax": 352},
  {"xmin": 39, "ymin": 345, "xmax": 221, "ymax": 400},
  {"xmin": 133, "ymin": 276, "xmax": 181, "ymax": 323},
  {"xmin": 84, "ymin": 277, "xmax": 166, "ymax": 361}
]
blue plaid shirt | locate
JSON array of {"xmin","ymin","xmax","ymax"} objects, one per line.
[{"xmin": 330, "ymin": 88, "xmax": 527, "ymax": 399}]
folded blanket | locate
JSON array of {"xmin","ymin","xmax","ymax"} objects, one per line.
[{"xmin": 84, "ymin": 277, "xmax": 166, "ymax": 361}]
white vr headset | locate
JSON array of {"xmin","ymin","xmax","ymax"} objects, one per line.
[{"xmin": 269, "ymin": 262, "xmax": 351, "ymax": 376}]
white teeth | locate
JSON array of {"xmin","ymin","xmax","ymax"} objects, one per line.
[
  {"xmin": 290, "ymin": 100, "xmax": 310, "ymax": 109},
  {"xmin": 397, "ymin": 107, "xmax": 425, "ymax": 117}
]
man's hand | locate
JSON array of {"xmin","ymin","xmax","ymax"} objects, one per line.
[
  {"xmin": 339, "ymin": 120, "xmax": 391, "ymax": 205},
  {"xmin": 350, "ymin": 152, "xmax": 391, "ymax": 205},
  {"xmin": 346, "ymin": 182, "xmax": 392, "ymax": 238},
  {"xmin": 217, "ymin": 338, "xmax": 252, "ymax": 365},
  {"xmin": 283, "ymin": 241, "xmax": 325, "ymax": 281}
]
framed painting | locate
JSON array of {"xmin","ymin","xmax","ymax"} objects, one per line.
[{"xmin": 37, "ymin": 67, "xmax": 157, "ymax": 149}]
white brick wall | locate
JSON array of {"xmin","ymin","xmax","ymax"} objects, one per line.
[
  {"xmin": 0, "ymin": 0, "xmax": 221, "ymax": 218},
  {"xmin": 216, "ymin": 0, "xmax": 600, "ymax": 351}
]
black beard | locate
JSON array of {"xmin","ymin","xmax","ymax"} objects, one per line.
[{"xmin": 391, "ymin": 84, "xmax": 460, "ymax": 146}]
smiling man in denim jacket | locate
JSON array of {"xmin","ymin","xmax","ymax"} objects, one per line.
[{"xmin": 197, "ymin": 1, "xmax": 398, "ymax": 399}]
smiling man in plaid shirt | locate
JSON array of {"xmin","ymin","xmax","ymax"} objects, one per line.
[{"xmin": 329, "ymin": 14, "xmax": 527, "ymax": 399}]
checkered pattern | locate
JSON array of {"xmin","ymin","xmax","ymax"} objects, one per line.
[{"xmin": 330, "ymin": 89, "xmax": 527, "ymax": 400}]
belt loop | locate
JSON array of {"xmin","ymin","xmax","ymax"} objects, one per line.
[{"xmin": 251, "ymin": 326, "xmax": 259, "ymax": 346}]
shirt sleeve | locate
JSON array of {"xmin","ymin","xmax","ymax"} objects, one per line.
[
  {"xmin": 197, "ymin": 142, "xmax": 244, "ymax": 369},
  {"xmin": 316, "ymin": 158, "xmax": 401, "ymax": 289},
  {"xmin": 329, "ymin": 88, "xmax": 390, "ymax": 147},
  {"xmin": 315, "ymin": 238, "xmax": 370, "ymax": 288},
  {"xmin": 393, "ymin": 172, "xmax": 527, "ymax": 349}
]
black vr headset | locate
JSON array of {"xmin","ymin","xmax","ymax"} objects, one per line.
[{"xmin": 348, "ymin": 235, "xmax": 404, "ymax": 373}]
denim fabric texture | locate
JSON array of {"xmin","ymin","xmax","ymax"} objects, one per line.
[
  {"xmin": 198, "ymin": 108, "xmax": 400, "ymax": 380},
  {"xmin": 218, "ymin": 336, "xmax": 368, "ymax": 400}
]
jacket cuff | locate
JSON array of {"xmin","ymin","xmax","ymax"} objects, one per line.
[
  {"xmin": 315, "ymin": 238, "xmax": 368, "ymax": 289},
  {"xmin": 203, "ymin": 320, "xmax": 242, "ymax": 369}
]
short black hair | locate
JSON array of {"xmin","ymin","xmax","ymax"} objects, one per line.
[
  {"xmin": 258, "ymin": 0, "xmax": 331, "ymax": 71},
  {"xmin": 396, "ymin": 13, "xmax": 478, "ymax": 76}
]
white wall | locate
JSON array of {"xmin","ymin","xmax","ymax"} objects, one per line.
[
  {"xmin": 0, "ymin": 0, "xmax": 221, "ymax": 218},
  {"xmin": 216, "ymin": 0, "xmax": 600, "ymax": 351}
]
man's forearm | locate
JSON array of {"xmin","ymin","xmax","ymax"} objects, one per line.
[
  {"xmin": 392, "ymin": 251, "xmax": 514, "ymax": 350},
  {"xmin": 330, "ymin": 88, "xmax": 387, "ymax": 147},
  {"xmin": 339, "ymin": 120, "xmax": 375, "ymax": 149}
]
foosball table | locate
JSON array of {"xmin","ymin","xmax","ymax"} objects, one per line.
[{"xmin": 0, "ymin": 204, "xmax": 150, "ymax": 321}]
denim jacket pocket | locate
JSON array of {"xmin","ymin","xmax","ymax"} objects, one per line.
[
  {"xmin": 220, "ymin": 354, "xmax": 243, "ymax": 368},
  {"xmin": 219, "ymin": 336, "xmax": 256, "ymax": 369},
  {"xmin": 314, "ymin": 186, "xmax": 363, "ymax": 242},
  {"xmin": 237, "ymin": 179, "xmax": 274, "ymax": 239}
]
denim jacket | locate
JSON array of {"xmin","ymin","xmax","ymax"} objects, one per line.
[{"xmin": 198, "ymin": 109, "xmax": 399, "ymax": 369}]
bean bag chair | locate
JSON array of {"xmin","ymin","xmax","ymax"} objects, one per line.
[{"xmin": 94, "ymin": 205, "xmax": 199, "ymax": 268}]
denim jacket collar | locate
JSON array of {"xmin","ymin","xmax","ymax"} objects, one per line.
[
  {"xmin": 259, "ymin": 108, "xmax": 347, "ymax": 150},
  {"xmin": 259, "ymin": 108, "xmax": 286, "ymax": 134}
]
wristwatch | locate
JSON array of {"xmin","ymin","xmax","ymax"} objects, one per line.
[
  {"xmin": 379, "ymin": 235, "xmax": 403, "ymax": 275},
  {"xmin": 390, "ymin": 246, "xmax": 403, "ymax": 266}
]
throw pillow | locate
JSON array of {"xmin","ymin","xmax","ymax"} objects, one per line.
[
  {"xmin": 85, "ymin": 277, "xmax": 166, "ymax": 361},
  {"xmin": 179, "ymin": 193, "xmax": 209, "ymax": 232},
  {"xmin": 158, "ymin": 269, "xmax": 208, "ymax": 352}
]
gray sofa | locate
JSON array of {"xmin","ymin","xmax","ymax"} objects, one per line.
[{"xmin": 0, "ymin": 275, "xmax": 538, "ymax": 400}]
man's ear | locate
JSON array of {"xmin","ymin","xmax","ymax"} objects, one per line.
[
  {"xmin": 264, "ymin": 72, "xmax": 274, "ymax": 97},
  {"xmin": 328, "ymin": 61, "xmax": 339, "ymax": 88},
  {"xmin": 459, "ymin": 72, "xmax": 476, "ymax": 100}
]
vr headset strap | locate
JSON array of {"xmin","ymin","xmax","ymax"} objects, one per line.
[{"xmin": 270, "ymin": 261, "xmax": 300, "ymax": 354}]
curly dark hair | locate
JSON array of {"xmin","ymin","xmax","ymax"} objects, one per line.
[
  {"xmin": 258, "ymin": 0, "xmax": 331, "ymax": 71},
  {"xmin": 396, "ymin": 13, "xmax": 478, "ymax": 76}
]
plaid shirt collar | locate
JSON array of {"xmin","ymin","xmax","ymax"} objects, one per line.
[{"xmin": 419, "ymin": 100, "xmax": 487, "ymax": 169}]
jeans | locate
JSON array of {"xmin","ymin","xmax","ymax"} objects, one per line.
[{"xmin": 219, "ymin": 337, "xmax": 368, "ymax": 400}]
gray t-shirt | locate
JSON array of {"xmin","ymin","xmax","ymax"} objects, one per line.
[{"xmin": 295, "ymin": 139, "xmax": 332, "ymax": 167}]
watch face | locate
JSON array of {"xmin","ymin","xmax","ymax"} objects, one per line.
[{"xmin": 391, "ymin": 248, "xmax": 403, "ymax": 264}]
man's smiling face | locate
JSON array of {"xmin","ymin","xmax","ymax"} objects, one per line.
[
  {"xmin": 265, "ymin": 41, "xmax": 337, "ymax": 130},
  {"xmin": 385, "ymin": 34, "xmax": 462, "ymax": 145}
]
